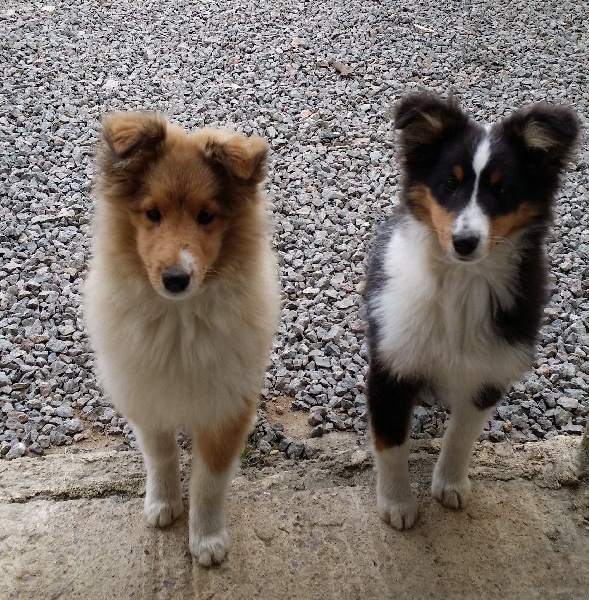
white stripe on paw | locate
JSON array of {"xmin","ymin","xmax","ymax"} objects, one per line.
[
  {"xmin": 144, "ymin": 498, "xmax": 184, "ymax": 527},
  {"xmin": 190, "ymin": 530, "xmax": 230, "ymax": 567},
  {"xmin": 377, "ymin": 493, "xmax": 419, "ymax": 530}
]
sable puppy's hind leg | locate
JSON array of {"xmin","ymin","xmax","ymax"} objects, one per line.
[
  {"xmin": 368, "ymin": 364, "xmax": 423, "ymax": 530},
  {"xmin": 189, "ymin": 401, "xmax": 255, "ymax": 566}
]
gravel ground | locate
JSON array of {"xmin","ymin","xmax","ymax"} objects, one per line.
[{"xmin": 1, "ymin": 0, "xmax": 587, "ymax": 460}]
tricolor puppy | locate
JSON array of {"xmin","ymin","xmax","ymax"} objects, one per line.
[
  {"xmin": 365, "ymin": 93, "xmax": 578, "ymax": 529},
  {"xmin": 84, "ymin": 113, "xmax": 280, "ymax": 564}
]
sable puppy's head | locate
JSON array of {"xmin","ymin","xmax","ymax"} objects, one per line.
[
  {"xmin": 394, "ymin": 93, "xmax": 579, "ymax": 263},
  {"xmin": 97, "ymin": 112, "xmax": 268, "ymax": 299}
]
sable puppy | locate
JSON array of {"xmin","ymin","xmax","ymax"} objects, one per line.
[
  {"xmin": 84, "ymin": 113, "xmax": 280, "ymax": 564},
  {"xmin": 364, "ymin": 93, "xmax": 578, "ymax": 529}
]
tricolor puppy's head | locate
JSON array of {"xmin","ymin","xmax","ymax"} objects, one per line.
[
  {"xmin": 97, "ymin": 112, "xmax": 268, "ymax": 299},
  {"xmin": 394, "ymin": 93, "xmax": 579, "ymax": 263}
]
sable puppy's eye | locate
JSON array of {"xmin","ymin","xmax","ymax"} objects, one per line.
[
  {"xmin": 146, "ymin": 208, "xmax": 162, "ymax": 223},
  {"xmin": 444, "ymin": 177, "xmax": 459, "ymax": 192},
  {"xmin": 197, "ymin": 211, "xmax": 214, "ymax": 225}
]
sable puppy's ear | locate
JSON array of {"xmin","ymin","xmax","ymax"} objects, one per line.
[
  {"xmin": 101, "ymin": 112, "xmax": 166, "ymax": 167},
  {"xmin": 393, "ymin": 92, "xmax": 469, "ymax": 150},
  {"xmin": 204, "ymin": 131, "xmax": 268, "ymax": 184},
  {"xmin": 502, "ymin": 103, "xmax": 579, "ymax": 166}
]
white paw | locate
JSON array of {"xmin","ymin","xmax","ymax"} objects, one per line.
[
  {"xmin": 377, "ymin": 493, "xmax": 419, "ymax": 530},
  {"xmin": 431, "ymin": 475, "xmax": 472, "ymax": 509},
  {"xmin": 144, "ymin": 497, "xmax": 183, "ymax": 527},
  {"xmin": 189, "ymin": 530, "xmax": 230, "ymax": 567}
]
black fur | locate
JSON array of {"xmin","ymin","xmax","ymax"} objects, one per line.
[
  {"xmin": 474, "ymin": 385, "xmax": 504, "ymax": 411},
  {"xmin": 491, "ymin": 230, "xmax": 549, "ymax": 346},
  {"xmin": 364, "ymin": 213, "xmax": 401, "ymax": 341},
  {"xmin": 367, "ymin": 361, "xmax": 423, "ymax": 447},
  {"xmin": 365, "ymin": 92, "xmax": 579, "ymax": 445},
  {"xmin": 395, "ymin": 94, "xmax": 578, "ymax": 223}
]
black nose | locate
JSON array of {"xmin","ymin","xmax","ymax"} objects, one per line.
[
  {"xmin": 452, "ymin": 235, "xmax": 479, "ymax": 257},
  {"xmin": 162, "ymin": 270, "xmax": 190, "ymax": 293}
]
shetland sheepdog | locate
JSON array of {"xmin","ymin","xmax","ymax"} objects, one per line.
[
  {"xmin": 365, "ymin": 92, "xmax": 578, "ymax": 529},
  {"xmin": 84, "ymin": 113, "xmax": 280, "ymax": 564}
]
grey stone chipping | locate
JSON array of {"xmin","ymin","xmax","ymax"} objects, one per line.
[{"xmin": 0, "ymin": 0, "xmax": 587, "ymax": 458}]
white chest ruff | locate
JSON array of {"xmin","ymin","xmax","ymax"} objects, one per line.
[
  {"xmin": 370, "ymin": 219, "xmax": 532, "ymax": 396},
  {"xmin": 85, "ymin": 269, "xmax": 277, "ymax": 429}
]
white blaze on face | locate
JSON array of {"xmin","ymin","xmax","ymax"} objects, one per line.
[
  {"xmin": 451, "ymin": 128, "xmax": 492, "ymax": 261},
  {"xmin": 179, "ymin": 249, "xmax": 201, "ymax": 287},
  {"xmin": 180, "ymin": 249, "xmax": 196, "ymax": 274}
]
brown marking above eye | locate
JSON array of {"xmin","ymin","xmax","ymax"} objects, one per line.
[
  {"xmin": 490, "ymin": 170, "xmax": 502, "ymax": 186},
  {"xmin": 452, "ymin": 165, "xmax": 464, "ymax": 182},
  {"xmin": 409, "ymin": 184, "xmax": 455, "ymax": 251}
]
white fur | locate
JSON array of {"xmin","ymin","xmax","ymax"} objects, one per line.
[
  {"xmin": 451, "ymin": 200, "xmax": 490, "ymax": 262},
  {"xmin": 374, "ymin": 441, "xmax": 418, "ymax": 530},
  {"xmin": 158, "ymin": 249, "xmax": 201, "ymax": 301},
  {"xmin": 431, "ymin": 401, "xmax": 494, "ymax": 508},
  {"xmin": 134, "ymin": 427, "xmax": 184, "ymax": 527},
  {"xmin": 371, "ymin": 216, "xmax": 531, "ymax": 393},
  {"xmin": 85, "ymin": 201, "xmax": 280, "ymax": 565},
  {"xmin": 188, "ymin": 454, "xmax": 235, "ymax": 566},
  {"xmin": 179, "ymin": 248, "xmax": 196, "ymax": 274},
  {"xmin": 472, "ymin": 129, "xmax": 491, "ymax": 176},
  {"xmin": 370, "ymin": 215, "xmax": 533, "ymax": 518},
  {"xmin": 85, "ymin": 240, "xmax": 279, "ymax": 429},
  {"xmin": 451, "ymin": 132, "xmax": 492, "ymax": 261}
]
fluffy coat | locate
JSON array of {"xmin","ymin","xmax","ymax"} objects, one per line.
[
  {"xmin": 84, "ymin": 113, "xmax": 280, "ymax": 564},
  {"xmin": 365, "ymin": 93, "xmax": 578, "ymax": 529}
]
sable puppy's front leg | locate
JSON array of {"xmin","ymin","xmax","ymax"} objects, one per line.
[
  {"xmin": 367, "ymin": 364, "xmax": 423, "ymax": 530},
  {"xmin": 132, "ymin": 425, "xmax": 183, "ymax": 527},
  {"xmin": 190, "ymin": 402, "xmax": 254, "ymax": 567}
]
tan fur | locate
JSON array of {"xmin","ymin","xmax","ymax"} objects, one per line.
[
  {"xmin": 489, "ymin": 170, "xmax": 502, "ymax": 186},
  {"xmin": 409, "ymin": 184, "xmax": 455, "ymax": 251},
  {"xmin": 103, "ymin": 112, "xmax": 165, "ymax": 156},
  {"xmin": 373, "ymin": 433, "xmax": 392, "ymax": 452},
  {"xmin": 489, "ymin": 203, "xmax": 540, "ymax": 247},
  {"xmin": 196, "ymin": 398, "xmax": 256, "ymax": 474},
  {"xmin": 400, "ymin": 113, "xmax": 446, "ymax": 147},
  {"xmin": 84, "ymin": 113, "xmax": 280, "ymax": 565},
  {"xmin": 452, "ymin": 165, "xmax": 464, "ymax": 182},
  {"xmin": 522, "ymin": 120, "xmax": 562, "ymax": 151},
  {"xmin": 202, "ymin": 129, "xmax": 268, "ymax": 182}
]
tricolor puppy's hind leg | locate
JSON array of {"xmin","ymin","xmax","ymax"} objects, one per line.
[
  {"xmin": 367, "ymin": 363, "xmax": 423, "ymax": 530},
  {"xmin": 189, "ymin": 400, "xmax": 256, "ymax": 566}
]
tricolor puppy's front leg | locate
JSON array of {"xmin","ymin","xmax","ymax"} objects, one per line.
[
  {"xmin": 367, "ymin": 364, "xmax": 423, "ymax": 530},
  {"xmin": 432, "ymin": 386, "xmax": 500, "ymax": 508},
  {"xmin": 190, "ymin": 401, "xmax": 255, "ymax": 566}
]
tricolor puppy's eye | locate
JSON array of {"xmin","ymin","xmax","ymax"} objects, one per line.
[
  {"xmin": 494, "ymin": 185, "xmax": 506, "ymax": 199},
  {"xmin": 197, "ymin": 211, "xmax": 214, "ymax": 225},
  {"xmin": 444, "ymin": 177, "xmax": 459, "ymax": 192},
  {"xmin": 146, "ymin": 208, "xmax": 162, "ymax": 223}
]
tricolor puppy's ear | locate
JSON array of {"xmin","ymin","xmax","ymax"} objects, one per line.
[
  {"xmin": 502, "ymin": 103, "xmax": 579, "ymax": 167},
  {"xmin": 393, "ymin": 92, "xmax": 469, "ymax": 155},
  {"xmin": 101, "ymin": 112, "xmax": 166, "ymax": 169},
  {"xmin": 204, "ymin": 131, "xmax": 268, "ymax": 184}
]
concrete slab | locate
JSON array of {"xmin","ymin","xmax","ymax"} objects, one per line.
[{"xmin": 1, "ymin": 437, "xmax": 588, "ymax": 600}]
